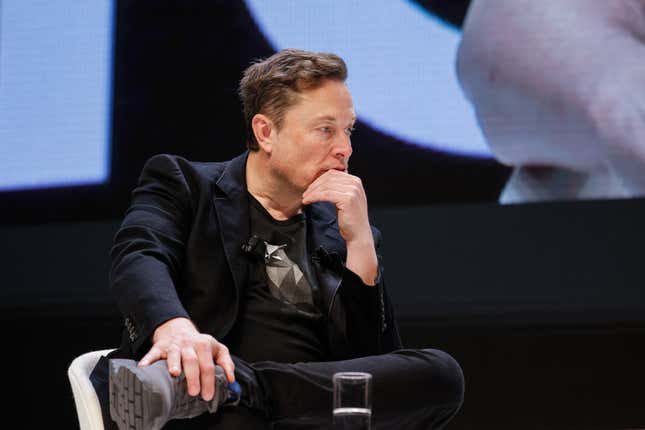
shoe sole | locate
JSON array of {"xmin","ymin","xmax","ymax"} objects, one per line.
[{"xmin": 109, "ymin": 360, "xmax": 164, "ymax": 430}]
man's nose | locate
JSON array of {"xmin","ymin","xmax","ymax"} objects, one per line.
[{"xmin": 334, "ymin": 134, "xmax": 353, "ymax": 160}]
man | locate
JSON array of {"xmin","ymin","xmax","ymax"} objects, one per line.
[
  {"xmin": 90, "ymin": 48, "xmax": 464, "ymax": 429},
  {"xmin": 457, "ymin": 0, "xmax": 645, "ymax": 203}
]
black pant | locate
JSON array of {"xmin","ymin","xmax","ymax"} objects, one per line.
[{"xmin": 92, "ymin": 349, "xmax": 464, "ymax": 429}]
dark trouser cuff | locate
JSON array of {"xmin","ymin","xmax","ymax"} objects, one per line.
[{"xmin": 232, "ymin": 356, "xmax": 271, "ymax": 418}]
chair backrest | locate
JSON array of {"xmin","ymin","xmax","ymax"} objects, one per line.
[{"xmin": 68, "ymin": 349, "xmax": 115, "ymax": 430}]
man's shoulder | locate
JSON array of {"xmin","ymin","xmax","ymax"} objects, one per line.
[
  {"xmin": 141, "ymin": 153, "xmax": 246, "ymax": 189},
  {"xmin": 141, "ymin": 153, "xmax": 240, "ymax": 184},
  {"xmin": 135, "ymin": 153, "xmax": 249, "ymax": 204}
]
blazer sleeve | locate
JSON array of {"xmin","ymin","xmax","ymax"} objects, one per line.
[
  {"xmin": 337, "ymin": 226, "xmax": 403, "ymax": 356},
  {"xmin": 110, "ymin": 154, "xmax": 194, "ymax": 354}
]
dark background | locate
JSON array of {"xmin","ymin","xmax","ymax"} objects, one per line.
[{"xmin": 2, "ymin": 1, "xmax": 644, "ymax": 428}]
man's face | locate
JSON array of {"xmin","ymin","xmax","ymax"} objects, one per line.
[{"xmin": 267, "ymin": 79, "xmax": 356, "ymax": 193}]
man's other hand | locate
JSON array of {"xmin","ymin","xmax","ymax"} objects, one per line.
[
  {"xmin": 138, "ymin": 317, "xmax": 235, "ymax": 401},
  {"xmin": 302, "ymin": 169, "xmax": 378, "ymax": 285},
  {"xmin": 302, "ymin": 169, "xmax": 371, "ymax": 243}
]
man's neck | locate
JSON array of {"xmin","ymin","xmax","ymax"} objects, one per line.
[{"xmin": 246, "ymin": 151, "xmax": 303, "ymax": 221}]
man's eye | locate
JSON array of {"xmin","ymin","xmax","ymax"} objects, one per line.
[
  {"xmin": 319, "ymin": 127, "xmax": 333, "ymax": 134},
  {"xmin": 345, "ymin": 127, "xmax": 355, "ymax": 137}
]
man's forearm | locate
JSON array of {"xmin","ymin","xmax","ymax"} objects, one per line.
[{"xmin": 345, "ymin": 238, "xmax": 378, "ymax": 286}]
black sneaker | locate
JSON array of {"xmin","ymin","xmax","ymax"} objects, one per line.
[{"xmin": 108, "ymin": 359, "xmax": 241, "ymax": 430}]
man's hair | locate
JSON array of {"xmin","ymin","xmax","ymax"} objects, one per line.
[{"xmin": 238, "ymin": 48, "xmax": 348, "ymax": 150}]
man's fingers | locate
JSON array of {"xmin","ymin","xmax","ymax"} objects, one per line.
[
  {"xmin": 181, "ymin": 348, "xmax": 201, "ymax": 397},
  {"xmin": 166, "ymin": 343, "xmax": 182, "ymax": 377},
  {"xmin": 303, "ymin": 170, "xmax": 346, "ymax": 197},
  {"xmin": 303, "ymin": 189, "xmax": 350, "ymax": 206},
  {"xmin": 302, "ymin": 173, "xmax": 329, "ymax": 197},
  {"xmin": 195, "ymin": 339, "xmax": 216, "ymax": 401},
  {"xmin": 145, "ymin": 325, "xmax": 235, "ymax": 398},
  {"xmin": 138, "ymin": 346, "xmax": 162, "ymax": 368},
  {"xmin": 211, "ymin": 338, "xmax": 236, "ymax": 383},
  {"xmin": 303, "ymin": 169, "xmax": 346, "ymax": 198},
  {"xmin": 303, "ymin": 171, "xmax": 362, "ymax": 204}
]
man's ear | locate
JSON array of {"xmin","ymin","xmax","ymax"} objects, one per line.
[{"xmin": 251, "ymin": 113, "xmax": 274, "ymax": 154}]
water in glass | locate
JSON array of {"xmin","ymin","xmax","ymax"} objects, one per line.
[{"xmin": 333, "ymin": 407, "xmax": 371, "ymax": 430}]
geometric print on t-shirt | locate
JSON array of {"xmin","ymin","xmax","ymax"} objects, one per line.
[{"xmin": 263, "ymin": 241, "xmax": 314, "ymax": 306}]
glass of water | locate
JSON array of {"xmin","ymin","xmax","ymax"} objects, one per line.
[{"xmin": 333, "ymin": 371, "xmax": 372, "ymax": 430}]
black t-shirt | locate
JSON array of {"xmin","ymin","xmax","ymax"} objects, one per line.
[{"xmin": 222, "ymin": 194, "xmax": 328, "ymax": 363}]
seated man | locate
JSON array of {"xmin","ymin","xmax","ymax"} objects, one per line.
[
  {"xmin": 457, "ymin": 0, "xmax": 645, "ymax": 203},
  {"xmin": 90, "ymin": 48, "xmax": 464, "ymax": 429}
]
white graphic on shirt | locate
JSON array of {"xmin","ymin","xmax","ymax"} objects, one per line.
[{"xmin": 263, "ymin": 241, "xmax": 313, "ymax": 306}]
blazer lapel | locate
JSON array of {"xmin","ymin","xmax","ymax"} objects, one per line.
[
  {"xmin": 307, "ymin": 202, "xmax": 347, "ymax": 316},
  {"xmin": 212, "ymin": 152, "xmax": 251, "ymax": 297}
]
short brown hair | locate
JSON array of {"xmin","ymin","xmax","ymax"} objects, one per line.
[{"xmin": 238, "ymin": 48, "xmax": 348, "ymax": 150}]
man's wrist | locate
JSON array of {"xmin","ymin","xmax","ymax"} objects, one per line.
[
  {"xmin": 345, "ymin": 227, "xmax": 375, "ymax": 250},
  {"xmin": 345, "ymin": 239, "xmax": 378, "ymax": 286}
]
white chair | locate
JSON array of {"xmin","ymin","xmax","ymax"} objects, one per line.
[{"xmin": 68, "ymin": 349, "xmax": 115, "ymax": 430}]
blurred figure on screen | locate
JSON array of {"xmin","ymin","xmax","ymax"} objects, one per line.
[{"xmin": 457, "ymin": 0, "xmax": 645, "ymax": 203}]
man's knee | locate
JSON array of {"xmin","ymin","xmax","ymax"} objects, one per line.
[
  {"xmin": 418, "ymin": 349, "xmax": 465, "ymax": 408},
  {"xmin": 392, "ymin": 348, "xmax": 464, "ymax": 408}
]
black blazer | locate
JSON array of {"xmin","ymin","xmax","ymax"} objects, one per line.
[{"xmin": 109, "ymin": 151, "xmax": 402, "ymax": 360}]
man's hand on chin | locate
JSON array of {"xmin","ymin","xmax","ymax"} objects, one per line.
[{"xmin": 302, "ymin": 169, "xmax": 378, "ymax": 285}]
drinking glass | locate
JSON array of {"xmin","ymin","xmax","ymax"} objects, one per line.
[{"xmin": 332, "ymin": 372, "xmax": 372, "ymax": 430}]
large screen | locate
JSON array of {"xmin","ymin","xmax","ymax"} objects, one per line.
[
  {"xmin": 1, "ymin": 0, "xmax": 643, "ymax": 216},
  {"xmin": 0, "ymin": 0, "xmax": 114, "ymax": 192},
  {"xmin": 1, "ymin": 0, "xmax": 644, "ymax": 328}
]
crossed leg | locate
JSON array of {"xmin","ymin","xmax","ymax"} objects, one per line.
[
  {"xmin": 94, "ymin": 348, "xmax": 464, "ymax": 430},
  {"xmin": 198, "ymin": 348, "xmax": 464, "ymax": 430}
]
